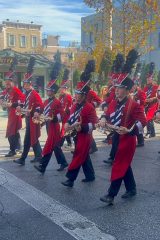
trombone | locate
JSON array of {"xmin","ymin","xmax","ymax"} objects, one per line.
[{"xmin": 97, "ymin": 120, "xmax": 136, "ymax": 134}]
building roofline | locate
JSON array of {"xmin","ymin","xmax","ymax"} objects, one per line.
[{"xmin": 2, "ymin": 21, "xmax": 42, "ymax": 28}]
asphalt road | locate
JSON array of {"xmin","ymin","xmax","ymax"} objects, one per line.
[{"xmin": 0, "ymin": 113, "xmax": 160, "ymax": 240}]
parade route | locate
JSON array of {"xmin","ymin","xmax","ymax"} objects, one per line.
[
  {"xmin": 1, "ymin": 115, "xmax": 160, "ymax": 240},
  {"xmin": 0, "ymin": 168, "xmax": 115, "ymax": 240}
]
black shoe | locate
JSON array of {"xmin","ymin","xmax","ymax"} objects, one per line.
[
  {"xmin": 81, "ymin": 178, "xmax": 95, "ymax": 182},
  {"xmin": 30, "ymin": 157, "xmax": 41, "ymax": 163},
  {"xmin": 5, "ymin": 151, "xmax": 16, "ymax": 157},
  {"xmin": 136, "ymin": 143, "xmax": 144, "ymax": 147},
  {"xmin": 149, "ymin": 134, "xmax": 155, "ymax": 138},
  {"xmin": 103, "ymin": 157, "xmax": 113, "ymax": 164},
  {"xmin": 13, "ymin": 158, "xmax": 25, "ymax": 165},
  {"xmin": 100, "ymin": 195, "xmax": 114, "ymax": 205},
  {"xmin": 57, "ymin": 163, "xmax": 68, "ymax": 172},
  {"xmin": 121, "ymin": 190, "xmax": 137, "ymax": 199},
  {"xmin": 89, "ymin": 147, "xmax": 98, "ymax": 154},
  {"xmin": 34, "ymin": 164, "xmax": 45, "ymax": 174},
  {"xmin": 61, "ymin": 179, "xmax": 74, "ymax": 187}
]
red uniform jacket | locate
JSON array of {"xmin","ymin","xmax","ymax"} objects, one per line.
[
  {"xmin": 59, "ymin": 93, "xmax": 72, "ymax": 115},
  {"xmin": 68, "ymin": 101, "xmax": 98, "ymax": 171},
  {"xmin": 87, "ymin": 89, "xmax": 102, "ymax": 108},
  {"xmin": 143, "ymin": 84, "xmax": 158, "ymax": 121},
  {"xmin": 133, "ymin": 87, "xmax": 146, "ymax": 108},
  {"xmin": 42, "ymin": 98, "xmax": 65, "ymax": 156},
  {"xmin": 59, "ymin": 93, "xmax": 73, "ymax": 138},
  {"xmin": 104, "ymin": 86, "xmax": 115, "ymax": 106},
  {"xmin": 106, "ymin": 97, "xmax": 147, "ymax": 181},
  {"xmin": 25, "ymin": 90, "xmax": 43, "ymax": 146},
  {"xmin": 2, "ymin": 87, "xmax": 25, "ymax": 137}
]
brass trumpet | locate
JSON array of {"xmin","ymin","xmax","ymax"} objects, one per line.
[
  {"xmin": 0, "ymin": 100, "xmax": 12, "ymax": 108},
  {"xmin": 32, "ymin": 114, "xmax": 53, "ymax": 124},
  {"xmin": 15, "ymin": 108, "xmax": 31, "ymax": 116},
  {"xmin": 64, "ymin": 121, "xmax": 81, "ymax": 137}
]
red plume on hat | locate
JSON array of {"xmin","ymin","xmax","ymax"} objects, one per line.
[
  {"xmin": 23, "ymin": 56, "xmax": 35, "ymax": 83},
  {"xmin": 75, "ymin": 60, "xmax": 95, "ymax": 94},
  {"xmin": 109, "ymin": 53, "xmax": 125, "ymax": 84},
  {"xmin": 4, "ymin": 71, "xmax": 14, "ymax": 81},
  {"xmin": 45, "ymin": 80, "xmax": 59, "ymax": 93},
  {"xmin": 60, "ymin": 68, "xmax": 70, "ymax": 88},
  {"xmin": 4, "ymin": 56, "xmax": 18, "ymax": 81}
]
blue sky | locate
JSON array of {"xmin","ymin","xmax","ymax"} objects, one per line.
[{"xmin": 0, "ymin": 0, "xmax": 94, "ymax": 43}]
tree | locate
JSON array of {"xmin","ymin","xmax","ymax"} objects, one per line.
[
  {"xmin": 74, "ymin": 51, "xmax": 89, "ymax": 71},
  {"xmin": 50, "ymin": 50, "xmax": 62, "ymax": 84},
  {"xmin": 99, "ymin": 48, "xmax": 115, "ymax": 84},
  {"xmin": 157, "ymin": 71, "xmax": 160, "ymax": 85},
  {"xmin": 73, "ymin": 69, "xmax": 81, "ymax": 88},
  {"xmin": 83, "ymin": 0, "xmax": 160, "ymax": 56}
]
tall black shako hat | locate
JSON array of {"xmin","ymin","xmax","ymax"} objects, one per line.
[
  {"xmin": 23, "ymin": 56, "xmax": 35, "ymax": 84},
  {"xmin": 108, "ymin": 53, "xmax": 125, "ymax": 83},
  {"xmin": 45, "ymin": 61, "xmax": 61, "ymax": 93},
  {"xmin": 75, "ymin": 60, "xmax": 95, "ymax": 95},
  {"xmin": 147, "ymin": 62, "xmax": 155, "ymax": 80},
  {"xmin": 4, "ymin": 57, "xmax": 18, "ymax": 81},
  {"xmin": 115, "ymin": 49, "xmax": 139, "ymax": 90}
]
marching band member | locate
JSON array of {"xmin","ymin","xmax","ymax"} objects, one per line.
[
  {"xmin": 132, "ymin": 64, "xmax": 146, "ymax": 147},
  {"xmin": 14, "ymin": 57, "xmax": 43, "ymax": 165},
  {"xmin": 102, "ymin": 53, "xmax": 125, "ymax": 163},
  {"xmin": 102, "ymin": 53, "xmax": 125, "ymax": 111},
  {"xmin": 59, "ymin": 69, "xmax": 73, "ymax": 147},
  {"xmin": 61, "ymin": 81, "xmax": 98, "ymax": 187},
  {"xmin": 81, "ymin": 60, "xmax": 102, "ymax": 154},
  {"xmin": 34, "ymin": 80, "xmax": 68, "ymax": 174},
  {"xmin": 87, "ymin": 86, "xmax": 102, "ymax": 154},
  {"xmin": 101, "ymin": 74, "xmax": 118, "ymax": 146},
  {"xmin": 100, "ymin": 76, "xmax": 147, "ymax": 205},
  {"xmin": 0, "ymin": 66, "xmax": 24, "ymax": 157},
  {"xmin": 143, "ymin": 62, "xmax": 158, "ymax": 138},
  {"xmin": 102, "ymin": 74, "xmax": 115, "ymax": 109}
]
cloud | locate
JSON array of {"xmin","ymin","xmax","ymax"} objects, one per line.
[{"xmin": 0, "ymin": 0, "xmax": 94, "ymax": 41}]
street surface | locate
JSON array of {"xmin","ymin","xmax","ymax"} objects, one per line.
[{"xmin": 0, "ymin": 110, "xmax": 160, "ymax": 240}]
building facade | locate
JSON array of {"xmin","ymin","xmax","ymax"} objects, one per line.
[
  {"xmin": 0, "ymin": 20, "xmax": 42, "ymax": 53},
  {"xmin": 81, "ymin": 13, "xmax": 160, "ymax": 70},
  {"xmin": 0, "ymin": 49, "xmax": 52, "ymax": 97},
  {"xmin": 142, "ymin": 25, "xmax": 160, "ymax": 70},
  {"xmin": 81, "ymin": 13, "xmax": 104, "ymax": 50}
]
